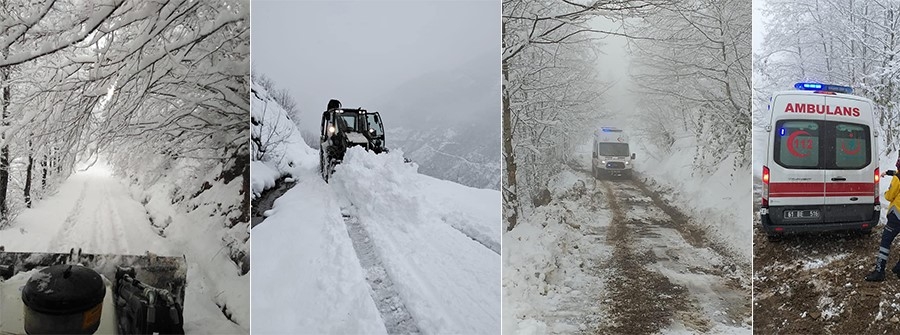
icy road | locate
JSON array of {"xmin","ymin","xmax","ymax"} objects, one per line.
[
  {"xmin": 503, "ymin": 163, "xmax": 751, "ymax": 335},
  {"xmin": 0, "ymin": 163, "xmax": 247, "ymax": 333},
  {"xmin": 252, "ymin": 147, "xmax": 501, "ymax": 334}
]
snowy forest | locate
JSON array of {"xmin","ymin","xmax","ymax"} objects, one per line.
[
  {"xmin": 502, "ymin": 0, "xmax": 751, "ymax": 230},
  {"xmin": 754, "ymin": 0, "xmax": 900, "ymax": 154},
  {"xmin": 502, "ymin": 1, "xmax": 752, "ymax": 333},
  {"xmin": 0, "ymin": 0, "xmax": 250, "ymax": 331},
  {"xmin": 0, "ymin": 1, "xmax": 249, "ymax": 236}
]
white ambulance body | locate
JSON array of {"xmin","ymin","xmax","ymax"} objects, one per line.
[
  {"xmin": 591, "ymin": 127, "xmax": 635, "ymax": 179},
  {"xmin": 760, "ymin": 83, "xmax": 881, "ymax": 238}
]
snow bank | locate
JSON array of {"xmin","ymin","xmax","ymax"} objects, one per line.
[
  {"xmin": 252, "ymin": 169, "xmax": 387, "ymax": 334},
  {"xmin": 331, "ymin": 147, "xmax": 501, "ymax": 334},
  {"xmin": 502, "ymin": 171, "xmax": 614, "ymax": 334},
  {"xmin": 127, "ymin": 159, "xmax": 250, "ymax": 332},
  {"xmin": 250, "ymin": 82, "xmax": 317, "ymax": 185},
  {"xmin": 251, "ymin": 160, "xmax": 280, "ymax": 200},
  {"xmin": 501, "ymin": 213, "xmax": 560, "ymax": 335}
]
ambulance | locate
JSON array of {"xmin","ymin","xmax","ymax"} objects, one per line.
[
  {"xmin": 591, "ymin": 127, "xmax": 635, "ymax": 179},
  {"xmin": 760, "ymin": 82, "xmax": 881, "ymax": 239}
]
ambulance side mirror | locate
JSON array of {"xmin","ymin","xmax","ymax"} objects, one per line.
[{"xmin": 631, "ymin": 153, "xmax": 636, "ymax": 160}]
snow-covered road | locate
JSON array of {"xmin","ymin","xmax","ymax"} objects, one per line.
[
  {"xmin": 503, "ymin": 165, "xmax": 751, "ymax": 335},
  {"xmin": 1, "ymin": 164, "xmax": 168, "ymax": 255},
  {"xmin": 0, "ymin": 162, "xmax": 247, "ymax": 334},
  {"xmin": 252, "ymin": 148, "xmax": 501, "ymax": 334}
]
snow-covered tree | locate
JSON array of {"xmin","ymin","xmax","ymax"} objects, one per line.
[
  {"xmin": 755, "ymin": 0, "xmax": 900, "ymax": 153},
  {"xmin": 502, "ymin": 0, "xmax": 670, "ymax": 231},
  {"xmin": 628, "ymin": 0, "xmax": 752, "ymax": 172},
  {"xmin": 0, "ymin": 0, "xmax": 250, "ymax": 270}
]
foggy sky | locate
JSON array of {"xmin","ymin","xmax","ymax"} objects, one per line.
[
  {"xmin": 752, "ymin": 0, "xmax": 765, "ymax": 52},
  {"xmin": 251, "ymin": 0, "xmax": 500, "ymax": 134},
  {"xmin": 589, "ymin": 17, "xmax": 635, "ymax": 129}
]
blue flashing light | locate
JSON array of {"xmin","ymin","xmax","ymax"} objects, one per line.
[
  {"xmin": 600, "ymin": 127, "xmax": 622, "ymax": 133},
  {"xmin": 794, "ymin": 82, "xmax": 853, "ymax": 94},
  {"xmin": 779, "ymin": 128, "xmax": 786, "ymax": 136}
]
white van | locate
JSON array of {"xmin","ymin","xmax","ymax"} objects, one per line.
[
  {"xmin": 591, "ymin": 127, "xmax": 635, "ymax": 179},
  {"xmin": 760, "ymin": 82, "xmax": 881, "ymax": 239}
]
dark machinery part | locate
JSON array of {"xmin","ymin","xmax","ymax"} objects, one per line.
[{"xmin": 114, "ymin": 266, "xmax": 184, "ymax": 335}]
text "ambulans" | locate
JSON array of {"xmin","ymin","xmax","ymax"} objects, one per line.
[{"xmin": 783, "ymin": 103, "xmax": 860, "ymax": 117}]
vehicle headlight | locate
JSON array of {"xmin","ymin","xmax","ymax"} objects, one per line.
[
  {"xmin": 601, "ymin": 160, "xmax": 606, "ymax": 164},
  {"xmin": 328, "ymin": 125, "xmax": 336, "ymax": 134},
  {"xmin": 625, "ymin": 161, "xmax": 629, "ymax": 165}
]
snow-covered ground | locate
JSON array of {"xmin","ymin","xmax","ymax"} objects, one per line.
[
  {"xmin": 0, "ymin": 161, "xmax": 247, "ymax": 333},
  {"xmin": 503, "ymin": 134, "xmax": 751, "ymax": 335},
  {"xmin": 253, "ymin": 147, "xmax": 501, "ymax": 334},
  {"xmin": 251, "ymin": 79, "xmax": 500, "ymax": 333},
  {"xmin": 630, "ymin": 134, "xmax": 753, "ymax": 259}
]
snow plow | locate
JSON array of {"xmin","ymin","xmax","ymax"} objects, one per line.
[
  {"xmin": 319, "ymin": 99, "xmax": 387, "ymax": 181},
  {"xmin": 0, "ymin": 248, "xmax": 186, "ymax": 334}
]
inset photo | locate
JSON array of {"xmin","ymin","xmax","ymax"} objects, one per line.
[
  {"xmin": 0, "ymin": 1, "xmax": 250, "ymax": 334},
  {"xmin": 502, "ymin": 0, "xmax": 752, "ymax": 334},
  {"xmin": 250, "ymin": 0, "xmax": 501, "ymax": 333},
  {"xmin": 753, "ymin": 0, "xmax": 900, "ymax": 333}
]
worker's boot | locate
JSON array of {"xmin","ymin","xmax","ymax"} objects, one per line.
[
  {"xmin": 866, "ymin": 258, "xmax": 888, "ymax": 282},
  {"xmin": 866, "ymin": 269, "xmax": 886, "ymax": 282}
]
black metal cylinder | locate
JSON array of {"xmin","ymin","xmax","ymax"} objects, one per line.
[{"xmin": 21, "ymin": 264, "xmax": 106, "ymax": 334}]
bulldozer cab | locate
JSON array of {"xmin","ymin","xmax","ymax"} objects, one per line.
[{"xmin": 319, "ymin": 100, "xmax": 386, "ymax": 181}]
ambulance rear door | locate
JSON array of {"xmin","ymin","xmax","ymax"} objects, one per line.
[
  {"xmin": 768, "ymin": 93, "xmax": 827, "ymax": 223},
  {"xmin": 822, "ymin": 95, "xmax": 876, "ymax": 224}
]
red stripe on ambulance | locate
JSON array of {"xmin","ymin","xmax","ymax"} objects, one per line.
[{"xmin": 769, "ymin": 182, "xmax": 875, "ymax": 198}]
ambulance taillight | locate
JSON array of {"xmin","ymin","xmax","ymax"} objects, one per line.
[
  {"xmin": 762, "ymin": 165, "xmax": 770, "ymax": 207},
  {"xmin": 875, "ymin": 168, "xmax": 880, "ymax": 204}
]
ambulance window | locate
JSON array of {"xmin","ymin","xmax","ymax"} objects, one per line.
[
  {"xmin": 774, "ymin": 120, "xmax": 820, "ymax": 169},
  {"xmin": 830, "ymin": 122, "xmax": 869, "ymax": 169},
  {"xmin": 597, "ymin": 143, "xmax": 630, "ymax": 156}
]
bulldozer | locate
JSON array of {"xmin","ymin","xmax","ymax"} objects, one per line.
[
  {"xmin": 0, "ymin": 248, "xmax": 186, "ymax": 334},
  {"xmin": 319, "ymin": 99, "xmax": 386, "ymax": 181}
]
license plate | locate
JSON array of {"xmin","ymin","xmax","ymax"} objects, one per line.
[{"xmin": 784, "ymin": 209, "xmax": 820, "ymax": 219}]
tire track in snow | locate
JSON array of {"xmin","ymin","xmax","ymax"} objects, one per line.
[
  {"xmin": 102, "ymin": 181, "xmax": 130, "ymax": 253},
  {"xmin": 47, "ymin": 181, "xmax": 89, "ymax": 251},
  {"xmin": 343, "ymin": 212, "xmax": 421, "ymax": 334},
  {"xmin": 598, "ymin": 179, "xmax": 693, "ymax": 334},
  {"xmin": 598, "ymin": 176, "xmax": 750, "ymax": 333}
]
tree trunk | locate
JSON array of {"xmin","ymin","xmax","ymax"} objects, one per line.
[
  {"xmin": 41, "ymin": 155, "xmax": 48, "ymax": 190},
  {"xmin": 24, "ymin": 142, "xmax": 33, "ymax": 208},
  {"xmin": 502, "ymin": 21, "xmax": 520, "ymax": 232},
  {"xmin": 240, "ymin": 161, "xmax": 250, "ymax": 223},
  {"xmin": 0, "ymin": 58, "xmax": 9, "ymax": 217}
]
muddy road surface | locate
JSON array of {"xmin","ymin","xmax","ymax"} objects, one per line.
[
  {"xmin": 534, "ymin": 165, "xmax": 751, "ymax": 334},
  {"xmin": 753, "ymin": 217, "xmax": 900, "ymax": 334}
]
